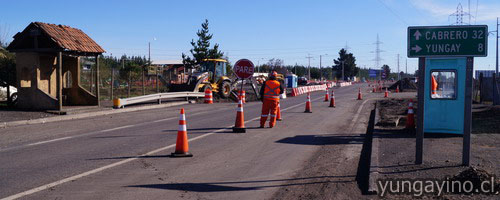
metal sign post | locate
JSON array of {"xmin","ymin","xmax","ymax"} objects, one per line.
[
  {"xmin": 408, "ymin": 25, "xmax": 488, "ymax": 58},
  {"xmin": 416, "ymin": 57, "xmax": 425, "ymax": 164},
  {"xmin": 409, "ymin": 25, "xmax": 487, "ymax": 166},
  {"xmin": 463, "ymin": 57, "xmax": 473, "ymax": 166}
]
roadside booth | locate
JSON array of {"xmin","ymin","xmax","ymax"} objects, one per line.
[
  {"xmin": 286, "ymin": 74, "xmax": 297, "ymax": 88},
  {"xmin": 423, "ymin": 58, "xmax": 466, "ymax": 134}
]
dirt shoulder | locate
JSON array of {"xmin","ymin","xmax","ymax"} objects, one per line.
[
  {"xmin": 271, "ymin": 100, "xmax": 376, "ymax": 200},
  {"xmin": 373, "ymin": 100, "xmax": 500, "ymax": 199}
]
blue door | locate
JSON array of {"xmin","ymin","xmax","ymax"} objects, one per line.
[{"xmin": 424, "ymin": 58, "xmax": 466, "ymax": 134}]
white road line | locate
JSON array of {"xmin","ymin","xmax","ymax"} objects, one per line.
[
  {"xmin": 100, "ymin": 125, "xmax": 135, "ymax": 133},
  {"xmin": 351, "ymin": 99, "xmax": 370, "ymax": 124},
  {"xmin": 0, "ymin": 92, "xmax": 327, "ymax": 200},
  {"xmin": 1, "ymin": 110, "xmax": 226, "ymax": 152},
  {"xmin": 26, "ymin": 137, "xmax": 73, "ymax": 146}
]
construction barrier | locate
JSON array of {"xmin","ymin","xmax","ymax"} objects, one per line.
[
  {"xmin": 290, "ymin": 82, "xmax": 350, "ymax": 97},
  {"xmin": 291, "ymin": 84, "xmax": 328, "ymax": 97}
]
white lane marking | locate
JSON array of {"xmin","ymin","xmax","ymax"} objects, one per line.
[
  {"xmin": 0, "ymin": 92, "xmax": 328, "ymax": 200},
  {"xmin": 1, "ymin": 110, "xmax": 223, "ymax": 152},
  {"xmin": 100, "ymin": 125, "xmax": 134, "ymax": 133},
  {"xmin": 26, "ymin": 137, "xmax": 73, "ymax": 146},
  {"xmin": 351, "ymin": 99, "xmax": 370, "ymax": 124}
]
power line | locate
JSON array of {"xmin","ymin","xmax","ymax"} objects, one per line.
[
  {"xmin": 475, "ymin": 0, "xmax": 479, "ymax": 24},
  {"xmin": 406, "ymin": 0, "xmax": 432, "ymax": 24},
  {"xmin": 376, "ymin": 0, "xmax": 409, "ymax": 25}
]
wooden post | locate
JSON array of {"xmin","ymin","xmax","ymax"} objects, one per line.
[
  {"xmin": 463, "ymin": 57, "xmax": 473, "ymax": 166},
  {"xmin": 57, "ymin": 52, "xmax": 63, "ymax": 111},
  {"xmin": 96, "ymin": 55, "xmax": 100, "ymax": 107},
  {"xmin": 156, "ymin": 65, "xmax": 159, "ymax": 93},
  {"xmin": 142, "ymin": 66, "xmax": 145, "ymax": 95},
  {"xmin": 416, "ymin": 57, "xmax": 425, "ymax": 164},
  {"xmin": 111, "ymin": 66, "xmax": 114, "ymax": 101},
  {"xmin": 128, "ymin": 67, "xmax": 131, "ymax": 98}
]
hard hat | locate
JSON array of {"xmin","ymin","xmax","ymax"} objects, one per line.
[{"xmin": 270, "ymin": 71, "xmax": 278, "ymax": 77}]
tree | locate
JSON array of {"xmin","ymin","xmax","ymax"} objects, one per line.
[
  {"xmin": 182, "ymin": 19, "xmax": 224, "ymax": 67},
  {"xmin": 332, "ymin": 49, "xmax": 359, "ymax": 80}
]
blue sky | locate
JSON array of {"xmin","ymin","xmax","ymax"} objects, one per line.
[{"xmin": 2, "ymin": 0, "xmax": 500, "ymax": 73}]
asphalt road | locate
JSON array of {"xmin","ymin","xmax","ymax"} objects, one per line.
[{"xmin": 0, "ymin": 83, "xmax": 375, "ymax": 200}]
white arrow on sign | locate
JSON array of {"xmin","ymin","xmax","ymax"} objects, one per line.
[
  {"xmin": 411, "ymin": 45, "xmax": 422, "ymax": 53},
  {"xmin": 413, "ymin": 30, "xmax": 422, "ymax": 40}
]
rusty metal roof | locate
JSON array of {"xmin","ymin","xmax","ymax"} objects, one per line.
[{"xmin": 33, "ymin": 22, "xmax": 105, "ymax": 53}]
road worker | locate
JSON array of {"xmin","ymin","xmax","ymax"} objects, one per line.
[
  {"xmin": 431, "ymin": 75, "xmax": 439, "ymax": 98},
  {"xmin": 259, "ymin": 71, "xmax": 284, "ymax": 128}
]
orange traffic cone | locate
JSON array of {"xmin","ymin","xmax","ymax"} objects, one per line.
[
  {"xmin": 239, "ymin": 90, "xmax": 246, "ymax": 104},
  {"xmin": 304, "ymin": 92, "xmax": 312, "ymax": 113},
  {"xmin": 204, "ymin": 88, "xmax": 213, "ymax": 104},
  {"xmin": 329, "ymin": 90, "xmax": 336, "ymax": 108},
  {"xmin": 396, "ymin": 85, "xmax": 400, "ymax": 93},
  {"xmin": 276, "ymin": 102, "xmax": 282, "ymax": 121},
  {"xmin": 357, "ymin": 88, "xmax": 362, "ymax": 100},
  {"xmin": 233, "ymin": 97, "xmax": 246, "ymax": 133},
  {"xmin": 406, "ymin": 99, "xmax": 415, "ymax": 129},
  {"xmin": 384, "ymin": 88, "xmax": 389, "ymax": 98},
  {"xmin": 171, "ymin": 108, "xmax": 193, "ymax": 157},
  {"xmin": 324, "ymin": 88, "xmax": 329, "ymax": 102}
]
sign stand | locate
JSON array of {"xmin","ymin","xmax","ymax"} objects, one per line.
[
  {"xmin": 462, "ymin": 57, "xmax": 473, "ymax": 166},
  {"xmin": 410, "ymin": 25, "xmax": 486, "ymax": 166},
  {"xmin": 416, "ymin": 57, "xmax": 425, "ymax": 165}
]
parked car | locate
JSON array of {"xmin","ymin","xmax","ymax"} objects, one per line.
[
  {"xmin": 0, "ymin": 85, "xmax": 18, "ymax": 106},
  {"xmin": 298, "ymin": 77, "xmax": 308, "ymax": 85}
]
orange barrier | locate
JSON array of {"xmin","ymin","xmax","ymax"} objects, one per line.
[
  {"xmin": 324, "ymin": 88, "xmax": 329, "ymax": 102},
  {"xmin": 357, "ymin": 88, "xmax": 362, "ymax": 100},
  {"xmin": 276, "ymin": 102, "xmax": 282, "ymax": 121},
  {"xmin": 239, "ymin": 90, "xmax": 246, "ymax": 104},
  {"xmin": 233, "ymin": 97, "xmax": 246, "ymax": 133},
  {"xmin": 204, "ymin": 88, "xmax": 213, "ymax": 104},
  {"xmin": 406, "ymin": 99, "xmax": 415, "ymax": 129},
  {"xmin": 329, "ymin": 90, "xmax": 336, "ymax": 108},
  {"xmin": 304, "ymin": 92, "xmax": 312, "ymax": 113},
  {"xmin": 171, "ymin": 108, "xmax": 193, "ymax": 157}
]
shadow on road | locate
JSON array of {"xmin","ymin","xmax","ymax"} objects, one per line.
[
  {"xmin": 127, "ymin": 176, "xmax": 353, "ymax": 192},
  {"xmin": 275, "ymin": 134, "xmax": 364, "ymax": 145},
  {"xmin": 355, "ymin": 106, "xmax": 375, "ymax": 195}
]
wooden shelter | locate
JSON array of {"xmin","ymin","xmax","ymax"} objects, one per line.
[{"xmin": 7, "ymin": 22, "xmax": 105, "ymax": 111}]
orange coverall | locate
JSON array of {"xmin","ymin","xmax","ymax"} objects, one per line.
[{"xmin": 260, "ymin": 80, "xmax": 284, "ymax": 128}]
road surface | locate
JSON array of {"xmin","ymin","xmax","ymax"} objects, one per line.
[{"xmin": 0, "ymin": 83, "xmax": 375, "ymax": 200}]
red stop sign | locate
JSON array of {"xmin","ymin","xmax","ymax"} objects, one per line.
[{"xmin": 233, "ymin": 59, "xmax": 255, "ymax": 79}]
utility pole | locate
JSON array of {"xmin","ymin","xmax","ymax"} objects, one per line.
[
  {"xmin": 496, "ymin": 17, "xmax": 499, "ymax": 76},
  {"xmin": 397, "ymin": 54, "xmax": 400, "ymax": 81},
  {"xmin": 319, "ymin": 54, "xmax": 328, "ymax": 81},
  {"xmin": 341, "ymin": 61, "xmax": 345, "ymax": 81},
  {"xmin": 306, "ymin": 54, "xmax": 313, "ymax": 80},
  {"xmin": 405, "ymin": 58, "xmax": 408, "ymax": 76},
  {"xmin": 320, "ymin": 55, "xmax": 322, "ymax": 81}
]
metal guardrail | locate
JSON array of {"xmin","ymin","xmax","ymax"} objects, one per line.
[{"xmin": 113, "ymin": 92, "xmax": 204, "ymax": 108}]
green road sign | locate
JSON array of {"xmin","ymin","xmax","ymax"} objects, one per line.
[{"xmin": 407, "ymin": 25, "xmax": 488, "ymax": 57}]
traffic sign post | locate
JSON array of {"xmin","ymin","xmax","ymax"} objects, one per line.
[
  {"xmin": 409, "ymin": 25, "xmax": 487, "ymax": 167},
  {"xmin": 233, "ymin": 58, "xmax": 255, "ymax": 100},
  {"xmin": 408, "ymin": 25, "xmax": 488, "ymax": 57},
  {"xmin": 233, "ymin": 59, "xmax": 255, "ymax": 79}
]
